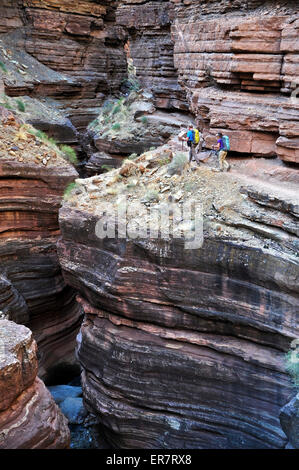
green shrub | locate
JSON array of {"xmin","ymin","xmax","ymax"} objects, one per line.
[
  {"xmin": 0, "ymin": 101, "xmax": 13, "ymax": 110},
  {"xmin": 124, "ymin": 77, "xmax": 141, "ymax": 92},
  {"xmin": 0, "ymin": 61, "xmax": 7, "ymax": 73},
  {"xmin": 16, "ymin": 99, "xmax": 26, "ymax": 112},
  {"xmin": 27, "ymin": 128, "xmax": 47, "ymax": 140},
  {"xmin": 112, "ymin": 105, "xmax": 121, "ymax": 115},
  {"xmin": 141, "ymin": 116, "xmax": 148, "ymax": 125},
  {"xmin": 286, "ymin": 350, "xmax": 299, "ymax": 389},
  {"xmin": 158, "ymin": 157, "xmax": 171, "ymax": 167},
  {"xmin": 63, "ymin": 182, "xmax": 77, "ymax": 200},
  {"xmin": 167, "ymin": 152, "xmax": 187, "ymax": 175},
  {"xmin": 60, "ymin": 145, "xmax": 78, "ymax": 165},
  {"xmin": 112, "ymin": 123, "xmax": 121, "ymax": 131},
  {"xmin": 89, "ymin": 118, "xmax": 98, "ymax": 129},
  {"xmin": 142, "ymin": 189, "xmax": 159, "ymax": 203}
]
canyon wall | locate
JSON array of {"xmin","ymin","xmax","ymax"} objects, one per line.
[
  {"xmin": 0, "ymin": 1, "xmax": 128, "ymax": 131},
  {"xmin": 1, "ymin": 1, "xmax": 298, "ymax": 161},
  {"xmin": 0, "ymin": 320, "xmax": 70, "ymax": 448},
  {"xmin": 116, "ymin": 0, "xmax": 299, "ymax": 162},
  {"xmin": 57, "ymin": 150, "xmax": 299, "ymax": 448},
  {"xmin": 0, "ymin": 0, "xmax": 298, "ymax": 450},
  {"xmin": 0, "ymin": 110, "xmax": 83, "ymax": 381}
]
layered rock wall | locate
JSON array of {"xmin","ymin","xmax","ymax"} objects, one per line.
[
  {"xmin": 1, "ymin": 1, "xmax": 297, "ymax": 161},
  {"xmin": 116, "ymin": 0, "xmax": 187, "ymax": 110},
  {"xmin": 0, "ymin": 1, "xmax": 128, "ymax": 131},
  {"xmin": 0, "ymin": 320, "xmax": 70, "ymax": 448},
  {"xmin": 58, "ymin": 208, "xmax": 297, "ymax": 448},
  {"xmin": 115, "ymin": 0, "xmax": 298, "ymax": 162},
  {"xmin": 57, "ymin": 153, "xmax": 299, "ymax": 448},
  {"xmin": 171, "ymin": 1, "xmax": 299, "ymax": 161},
  {"xmin": 0, "ymin": 115, "xmax": 83, "ymax": 380}
]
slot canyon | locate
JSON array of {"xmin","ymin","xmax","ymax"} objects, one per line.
[{"xmin": 0, "ymin": 0, "xmax": 298, "ymax": 450}]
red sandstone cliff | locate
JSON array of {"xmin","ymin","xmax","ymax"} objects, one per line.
[
  {"xmin": 116, "ymin": 0, "xmax": 299, "ymax": 163},
  {"xmin": 0, "ymin": 1, "xmax": 127, "ymax": 131},
  {"xmin": 0, "ymin": 319, "xmax": 70, "ymax": 448},
  {"xmin": 1, "ymin": 1, "xmax": 298, "ymax": 162},
  {"xmin": 58, "ymin": 144, "xmax": 299, "ymax": 449},
  {"xmin": 0, "ymin": 109, "xmax": 82, "ymax": 380}
]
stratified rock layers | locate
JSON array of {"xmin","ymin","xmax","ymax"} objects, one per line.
[
  {"xmin": 0, "ymin": 159, "xmax": 83, "ymax": 380},
  {"xmin": 0, "ymin": 1, "xmax": 128, "ymax": 130},
  {"xmin": 116, "ymin": 0, "xmax": 299, "ymax": 162},
  {"xmin": 1, "ymin": 1, "xmax": 297, "ymax": 160},
  {"xmin": 58, "ymin": 205, "xmax": 298, "ymax": 448},
  {"xmin": 0, "ymin": 320, "xmax": 70, "ymax": 449}
]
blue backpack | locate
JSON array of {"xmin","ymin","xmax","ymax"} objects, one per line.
[
  {"xmin": 223, "ymin": 135, "xmax": 230, "ymax": 151},
  {"xmin": 188, "ymin": 130, "xmax": 195, "ymax": 142}
]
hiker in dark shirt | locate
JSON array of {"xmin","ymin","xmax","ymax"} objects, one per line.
[{"xmin": 215, "ymin": 132, "xmax": 230, "ymax": 171}]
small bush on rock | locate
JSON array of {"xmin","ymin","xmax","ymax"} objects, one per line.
[
  {"xmin": 0, "ymin": 61, "xmax": 7, "ymax": 73},
  {"xmin": 167, "ymin": 152, "xmax": 188, "ymax": 175},
  {"xmin": 16, "ymin": 99, "xmax": 26, "ymax": 112},
  {"xmin": 112, "ymin": 123, "xmax": 121, "ymax": 131},
  {"xmin": 63, "ymin": 182, "xmax": 77, "ymax": 200},
  {"xmin": 60, "ymin": 145, "xmax": 78, "ymax": 165}
]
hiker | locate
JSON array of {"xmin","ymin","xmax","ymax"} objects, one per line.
[
  {"xmin": 214, "ymin": 132, "xmax": 230, "ymax": 171},
  {"xmin": 178, "ymin": 125, "xmax": 187, "ymax": 150},
  {"xmin": 186, "ymin": 124, "xmax": 195, "ymax": 162},
  {"xmin": 194, "ymin": 127, "xmax": 204, "ymax": 157}
]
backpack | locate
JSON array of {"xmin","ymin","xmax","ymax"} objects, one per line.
[
  {"xmin": 188, "ymin": 129, "xmax": 195, "ymax": 142},
  {"xmin": 194, "ymin": 129, "xmax": 200, "ymax": 144},
  {"xmin": 223, "ymin": 135, "xmax": 230, "ymax": 151}
]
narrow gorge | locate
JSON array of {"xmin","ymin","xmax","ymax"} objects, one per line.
[{"xmin": 0, "ymin": 0, "xmax": 298, "ymax": 450}]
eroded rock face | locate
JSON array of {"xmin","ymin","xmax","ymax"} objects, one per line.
[
  {"xmin": 0, "ymin": 1, "xmax": 128, "ymax": 131},
  {"xmin": 1, "ymin": 1, "xmax": 297, "ymax": 162},
  {"xmin": 57, "ymin": 150, "xmax": 298, "ymax": 448},
  {"xmin": 0, "ymin": 320, "xmax": 70, "ymax": 449},
  {"xmin": 115, "ymin": 0, "xmax": 299, "ymax": 163},
  {"xmin": 116, "ymin": 0, "xmax": 187, "ymax": 110},
  {"xmin": 0, "ymin": 118, "xmax": 83, "ymax": 380}
]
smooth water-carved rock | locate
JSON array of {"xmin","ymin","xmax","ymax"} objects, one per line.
[
  {"xmin": 0, "ymin": 320, "xmax": 70, "ymax": 449},
  {"xmin": 58, "ymin": 151, "xmax": 298, "ymax": 448}
]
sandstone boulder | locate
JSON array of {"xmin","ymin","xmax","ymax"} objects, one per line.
[{"xmin": 0, "ymin": 320, "xmax": 70, "ymax": 449}]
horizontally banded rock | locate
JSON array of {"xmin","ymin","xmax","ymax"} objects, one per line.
[
  {"xmin": 1, "ymin": 0, "xmax": 297, "ymax": 162},
  {"xmin": 0, "ymin": 1, "xmax": 127, "ymax": 131},
  {"xmin": 58, "ymin": 147, "xmax": 298, "ymax": 449},
  {"xmin": 116, "ymin": 0, "xmax": 187, "ymax": 110},
  {"xmin": 1, "ymin": 1, "xmax": 127, "ymax": 130},
  {"xmin": 0, "ymin": 320, "xmax": 70, "ymax": 449},
  {"xmin": 113, "ymin": 1, "xmax": 299, "ymax": 162},
  {"xmin": 83, "ymin": 91, "xmax": 193, "ymax": 173},
  {"xmin": 0, "ymin": 115, "xmax": 83, "ymax": 380},
  {"xmin": 170, "ymin": 1, "xmax": 299, "ymax": 162}
]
